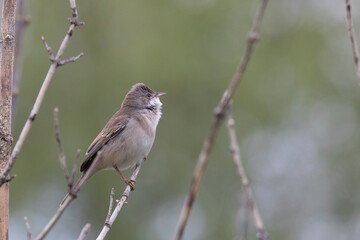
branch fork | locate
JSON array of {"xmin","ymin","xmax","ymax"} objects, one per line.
[
  {"xmin": 175, "ymin": 0, "xmax": 269, "ymax": 239},
  {"xmin": 0, "ymin": 0, "xmax": 85, "ymax": 187},
  {"xmin": 69, "ymin": 17, "xmax": 84, "ymax": 27},
  {"xmin": 226, "ymin": 103, "xmax": 267, "ymax": 240},
  {"xmin": 41, "ymin": 36, "xmax": 84, "ymax": 68}
]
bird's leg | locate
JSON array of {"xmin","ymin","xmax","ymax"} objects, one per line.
[{"xmin": 113, "ymin": 165, "xmax": 136, "ymax": 191}]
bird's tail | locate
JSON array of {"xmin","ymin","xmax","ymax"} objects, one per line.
[{"xmin": 60, "ymin": 174, "xmax": 87, "ymax": 206}]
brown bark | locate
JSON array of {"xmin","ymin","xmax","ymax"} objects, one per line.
[{"xmin": 0, "ymin": 0, "xmax": 17, "ymax": 239}]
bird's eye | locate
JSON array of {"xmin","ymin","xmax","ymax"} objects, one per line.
[{"xmin": 147, "ymin": 93, "xmax": 151, "ymax": 98}]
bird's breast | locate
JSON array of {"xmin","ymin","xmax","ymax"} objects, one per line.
[{"xmin": 103, "ymin": 115, "xmax": 156, "ymax": 171}]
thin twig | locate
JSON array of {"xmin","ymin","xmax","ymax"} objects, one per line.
[
  {"xmin": 0, "ymin": 0, "xmax": 84, "ymax": 187},
  {"xmin": 345, "ymin": 0, "xmax": 360, "ymax": 85},
  {"xmin": 226, "ymin": 104, "xmax": 267, "ymax": 240},
  {"xmin": 24, "ymin": 216, "xmax": 31, "ymax": 240},
  {"xmin": 174, "ymin": 1, "xmax": 269, "ymax": 239},
  {"xmin": 96, "ymin": 163, "xmax": 142, "ymax": 240},
  {"xmin": 71, "ymin": 149, "xmax": 81, "ymax": 187},
  {"xmin": 58, "ymin": 53, "xmax": 84, "ymax": 66},
  {"xmin": 105, "ymin": 188, "xmax": 115, "ymax": 227},
  {"xmin": 77, "ymin": 223, "xmax": 91, "ymax": 240},
  {"xmin": 54, "ymin": 108, "xmax": 71, "ymax": 187},
  {"xmin": 41, "ymin": 36, "xmax": 54, "ymax": 59},
  {"xmin": 236, "ymin": 191, "xmax": 249, "ymax": 240}
]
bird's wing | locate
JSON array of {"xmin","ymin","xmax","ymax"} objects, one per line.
[{"xmin": 80, "ymin": 112, "xmax": 130, "ymax": 172}]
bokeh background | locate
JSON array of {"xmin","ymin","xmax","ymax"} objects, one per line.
[{"xmin": 5, "ymin": 0, "xmax": 360, "ymax": 239}]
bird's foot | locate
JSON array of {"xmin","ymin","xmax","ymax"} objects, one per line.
[{"xmin": 124, "ymin": 179, "xmax": 136, "ymax": 191}]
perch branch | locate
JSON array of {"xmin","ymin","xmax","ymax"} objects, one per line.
[
  {"xmin": 77, "ymin": 223, "xmax": 91, "ymax": 240},
  {"xmin": 345, "ymin": 0, "xmax": 360, "ymax": 85},
  {"xmin": 96, "ymin": 163, "xmax": 142, "ymax": 240},
  {"xmin": 0, "ymin": 0, "xmax": 84, "ymax": 187},
  {"xmin": 226, "ymin": 104, "xmax": 267, "ymax": 240},
  {"xmin": 174, "ymin": 0, "xmax": 269, "ymax": 239},
  {"xmin": 24, "ymin": 216, "xmax": 31, "ymax": 240}
]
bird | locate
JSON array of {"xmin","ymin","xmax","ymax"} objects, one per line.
[{"xmin": 61, "ymin": 83, "xmax": 165, "ymax": 205}]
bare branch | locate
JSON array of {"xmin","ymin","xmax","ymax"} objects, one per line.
[
  {"xmin": 0, "ymin": 0, "xmax": 84, "ymax": 187},
  {"xmin": 24, "ymin": 216, "xmax": 31, "ymax": 240},
  {"xmin": 53, "ymin": 108, "xmax": 71, "ymax": 187},
  {"xmin": 105, "ymin": 188, "xmax": 115, "ymax": 227},
  {"xmin": 174, "ymin": 1, "xmax": 269, "ymax": 239},
  {"xmin": 96, "ymin": 163, "xmax": 142, "ymax": 240},
  {"xmin": 345, "ymin": 0, "xmax": 360, "ymax": 85},
  {"xmin": 35, "ymin": 151, "xmax": 102, "ymax": 240},
  {"xmin": 77, "ymin": 223, "xmax": 91, "ymax": 240},
  {"xmin": 226, "ymin": 104, "xmax": 267, "ymax": 240}
]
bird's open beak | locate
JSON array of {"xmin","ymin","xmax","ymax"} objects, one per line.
[{"xmin": 155, "ymin": 92, "xmax": 166, "ymax": 97}]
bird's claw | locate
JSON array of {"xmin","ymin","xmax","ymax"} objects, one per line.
[{"xmin": 125, "ymin": 179, "xmax": 136, "ymax": 191}]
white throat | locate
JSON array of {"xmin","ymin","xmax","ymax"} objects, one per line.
[
  {"xmin": 147, "ymin": 97, "xmax": 163, "ymax": 121},
  {"xmin": 150, "ymin": 97, "xmax": 162, "ymax": 108}
]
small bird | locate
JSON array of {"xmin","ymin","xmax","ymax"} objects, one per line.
[{"xmin": 61, "ymin": 83, "xmax": 165, "ymax": 205}]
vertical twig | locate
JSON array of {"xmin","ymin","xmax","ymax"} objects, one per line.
[
  {"xmin": 24, "ymin": 216, "xmax": 32, "ymax": 240},
  {"xmin": 174, "ymin": 1, "xmax": 269, "ymax": 239},
  {"xmin": 53, "ymin": 108, "xmax": 71, "ymax": 186},
  {"xmin": 0, "ymin": 0, "xmax": 17, "ymax": 239},
  {"xmin": 71, "ymin": 149, "xmax": 81, "ymax": 186},
  {"xmin": 54, "ymin": 108, "xmax": 80, "ymax": 189},
  {"xmin": 345, "ymin": 0, "xmax": 360, "ymax": 85},
  {"xmin": 0, "ymin": 0, "xmax": 84, "ymax": 187},
  {"xmin": 105, "ymin": 188, "xmax": 115, "ymax": 227},
  {"xmin": 226, "ymin": 104, "xmax": 267, "ymax": 240},
  {"xmin": 96, "ymin": 163, "xmax": 142, "ymax": 240},
  {"xmin": 77, "ymin": 223, "xmax": 91, "ymax": 240}
]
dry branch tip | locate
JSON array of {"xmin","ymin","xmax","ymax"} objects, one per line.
[
  {"xmin": 58, "ymin": 52, "xmax": 84, "ymax": 66},
  {"xmin": 77, "ymin": 223, "xmax": 91, "ymax": 240},
  {"xmin": 24, "ymin": 216, "xmax": 32, "ymax": 240},
  {"xmin": 41, "ymin": 36, "xmax": 54, "ymax": 59}
]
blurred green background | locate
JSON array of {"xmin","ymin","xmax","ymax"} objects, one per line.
[{"xmin": 6, "ymin": 0, "xmax": 360, "ymax": 239}]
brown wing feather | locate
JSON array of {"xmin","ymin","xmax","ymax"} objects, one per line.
[{"xmin": 80, "ymin": 110, "xmax": 130, "ymax": 172}]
